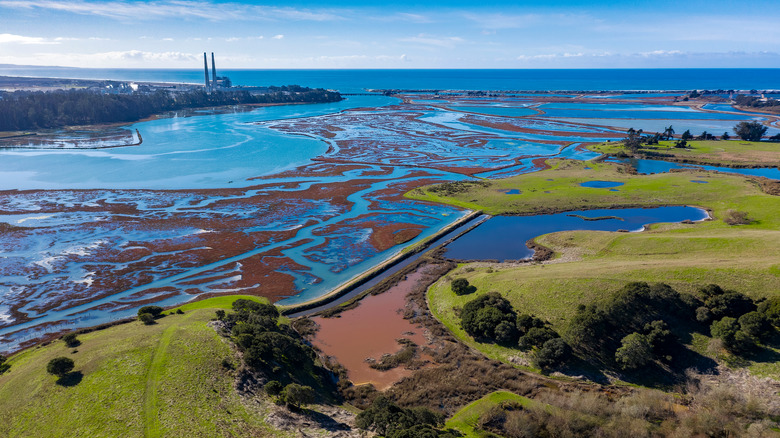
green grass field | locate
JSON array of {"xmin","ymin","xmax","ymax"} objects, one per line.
[
  {"xmin": 419, "ymin": 159, "xmax": 780, "ymax": 378},
  {"xmin": 444, "ymin": 391, "xmax": 534, "ymax": 437},
  {"xmin": 588, "ymin": 139, "xmax": 780, "ymax": 167},
  {"xmin": 0, "ymin": 296, "xmax": 280, "ymax": 438}
]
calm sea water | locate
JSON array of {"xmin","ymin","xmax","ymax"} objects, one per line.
[{"xmin": 1, "ymin": 67, "xmax": 779, "ymax": 93}]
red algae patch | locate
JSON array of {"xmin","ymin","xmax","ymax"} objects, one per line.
[{"xmin": 310, "ymin": 271, "xmax": 431, "ymax": 390}]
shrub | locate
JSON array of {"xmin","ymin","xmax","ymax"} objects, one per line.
[
  {"xmin": 705, "ymin": 291, "xmax": 756, "ymax": 319},
  {"xmin": 46, "ymin": 357, "xmax": 75, "ymax": 377},
  {"xmin": 711, "ymin": 317, "xmax": 755, "ymax": 354},
  {"xmin": 737, "ymin": 312, "xmax": 773, "ymax": 341},
  {"xmin": 138, "ymin": 306, "xmax": 163, "ymax": 317},
  {"xmin": 0, "ymin": 356, "xmax": 9, "ymax": 375},
  {"xmin": 281, "ymin": 383, "xmax": 315, "ymax": 409},
  {"xmin": 215, "ymin": 309, "xmax": 226, "ymax": 320},
  {"xmin": 176, "ymin": 309, "xmax": 184, "ymax": 315},
  {"xmin": 516, "ymin": 314, "xmax": 546, "ymax": 335},
  {"xmin": 757, "ymin": 297, "xmax": 780, "ymax": 327},
  {"xmin": 356, "ymin": 396, "xmax": 445, "ymax": 436},
  {"xmin": 534, "ymin": 338, "xmax": 571, "ymax": 370},
  {"xmin": 723, "ymin": 209, "xmax": 751, "ymax": 225},
  {"xmin": 494, "ymin": 320, "xmax": 519, "ymax": 345},
  {"xmin": 696, "ymin": 306, "xmax": 713, "ymax": 323},
  {"xmin": 460, "ymin": 292, "xmax": 516, "ymax": 340},
  {"xmin": 644, "ymin": 320, "xmax": 675, "ymax": 357},
  {"xmin": 519, "ymin": 326, "xmax": 559, "ymax": 351},
  {"xmin": 61, "ymin": 332, "xmax": 80, "ymax": 348},
  {"xmin": 139, "ymin": 313, "xmax": 156, "ymax": 325},
  {"xmin": 451, "ymin": 278, "xmax": 473, "ymax": 295},
  {"xmin": 264, "ymin": 380, "xmax": 283, "ymax": 396},
  {"xmin": 615, "ymin": 333, "xmax": 653, "ymax": 369}
]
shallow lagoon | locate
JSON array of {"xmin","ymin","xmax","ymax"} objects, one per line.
[
  {"xmin": 444, "ymin": 206, "xmax": 708, "ymax": 261},
  {"xmin": 0, "ymin": 95, "xmax": 398, "ymax": 190}
]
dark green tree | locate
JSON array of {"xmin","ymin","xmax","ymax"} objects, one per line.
[
  {"xmin": 757, "ymin": 297, "xmax": 780, "ymax": 327},
  {"xmin": 460, "ymin": 292, "xmax": 516, "ymax": 341},
  {"xmin": 139, "ymin": 313, "xmax": 156, "ymax": 325},
  {"xmin": 663, "ymin": 125, "xmax": 675, "ymax": 140},
  {"xmin": 534, "ymin": 338, "xmax": 571, "ymax": 370},
  {"xmin": 733, "ymin": 121, "xmax": 768, "ymax": 141},
  {"xmin": 281, "ymin": 383, "xmax": 315, "ymax": 409},
  {"xmin": 264, "ymin": 380, "xmax": 283, "ymax": 396},
  {"xmin": 711, "ymin": 317, "xmax": 755, "ymax": 354},
  {"xmin": 450, "ymin": 278, "xmax": 472, "ymax": 296},
  {"xmin": 615, "ymin": 333, "xmax": 653, "ymax": 369},
  {"xmin": 518, "ymin": 326, "xmax": 559, "ymax": 351},
  {"xmin": 738, "ymin": 312, "xmax": 773, "ymax": 341},
  {"xmin": 61, "ymin": 332, "xmax": 80, "ymax": 348},
  {"xmin": 46, "ymin": 357, "xmax": 75, "ymax": 377},
  {"xmin": 138, "ymin": 306, "xmax": 163, "ymax": 317}
]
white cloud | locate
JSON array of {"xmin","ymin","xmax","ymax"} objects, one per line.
[
  {"xmin": 391, "ymin": 12, "xmax": 433, "ymax": 23},
  {"xmin": 0, "ymin": 33, "xmax": 60, "ymax": 44},
  {"xmin": 272, "ymin": 34, "xmax": 284, "ymax": 40},
  {"xmin": 399, "ymin": 34, "xmax": 465, "ymax": 49},
  {"xmin": 0, "ymin": 0, "xmax": 344, "ymax": 22}
]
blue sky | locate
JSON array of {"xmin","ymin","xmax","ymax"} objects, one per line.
[{"xmin": 0, "ymin": 0, "xmax": 778, "ymax": 68}]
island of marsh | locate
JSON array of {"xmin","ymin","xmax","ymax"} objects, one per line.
[{"xmin": 589, "ymin": 139, "xmax": 780, "ymax": 168}]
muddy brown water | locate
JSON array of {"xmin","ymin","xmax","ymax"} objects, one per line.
[{"xmin": 310, "ymin": 270, "xmax": 430, "ymax": 390}]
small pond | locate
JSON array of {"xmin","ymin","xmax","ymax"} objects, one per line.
[
  {"xmin": 444, "ymin": 206, "xmax": 708, "ymax": 261},
  {"xmin": 580, "ymin": 180, "xmax": 624, "ymax": 188}
]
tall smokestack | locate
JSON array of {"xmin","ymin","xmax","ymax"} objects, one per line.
[
  {"xmin": 211, "ymin": 52, "xmax": 217, "ymax": 86},
  {"xmin": 203, "ymin": 52, "xmax": 210, "ymax": 91}
]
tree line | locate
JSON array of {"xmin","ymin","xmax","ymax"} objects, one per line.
[{"xmin": 0, "ymin": 86, "xmax": 342, "ymax": 131}]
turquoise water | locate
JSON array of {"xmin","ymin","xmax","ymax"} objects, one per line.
[{"xmin": 0, "ymin": 95, "xmax": 397, "ymax": 190}]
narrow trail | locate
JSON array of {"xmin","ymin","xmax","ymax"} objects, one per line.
[{"xmin": 142, "ymin": 313, "xmax": 193, "ymax": 437}]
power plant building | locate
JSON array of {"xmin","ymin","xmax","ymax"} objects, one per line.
[{"xmin": 203, "ymin": 52, "xmax": 231, "ymax": 91}]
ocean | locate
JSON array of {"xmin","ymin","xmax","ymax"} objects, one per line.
[{"xmin": 1, "ymin": 67, "xmax": 778, "ymax": 93}]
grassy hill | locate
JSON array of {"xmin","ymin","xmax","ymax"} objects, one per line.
[
  {"xmin": 0, "ymin": 296, "xmax": 279, "ymax": 438},
  {"xmin": 418, "ymin": 160, "xmax": 780, "ymax": 378}
]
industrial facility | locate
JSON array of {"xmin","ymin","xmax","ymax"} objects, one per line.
[{"xmin": 203, "ymin": 52, "xmax": 231, "ymax": 91}]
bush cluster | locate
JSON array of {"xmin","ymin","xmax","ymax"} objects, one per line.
[
  {"xmin": 565, "ymin": 282, "xmax": 695, "ymax": 369},
  {"xmin": 460, "ymin": 292, "xmax": 569, "ymax": 370},
  {"xmin": 356, "ymin": 396, "xmax": 455, "ymax": 438},
  {"xmin": 220, "ymin": 299, "xmax": 336, "ymax": 405},
  {"xmin": 697, "ymin": 285, "xmax": 775, "ymax": 354}
]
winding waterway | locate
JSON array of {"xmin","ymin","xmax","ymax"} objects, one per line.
[{"xmin": 1, "ymin": 90, "xmax": 777, "ymax": 350}]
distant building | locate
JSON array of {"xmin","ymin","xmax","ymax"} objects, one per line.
[{"xmin": 203, "ymin": 52, "xmax": 231, "ymax": 92}]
